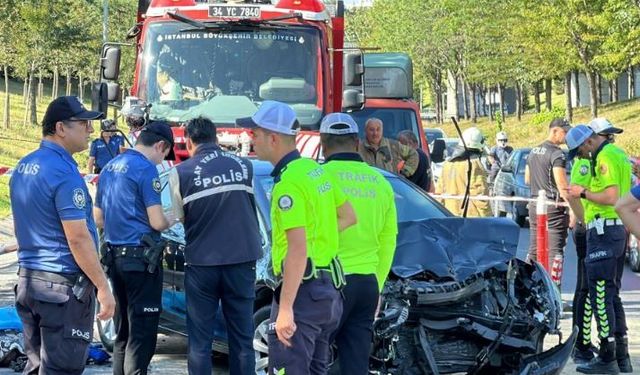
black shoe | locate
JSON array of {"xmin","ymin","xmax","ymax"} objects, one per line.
[
  {"xmin": 576, "ymin": 357, "xmax": 620, "ymax": 374},
  {"xmin": 573, "ymin": 347, "xmax": 596, "ymax": 365},
  {"xmin": 617, "ymin": 355, "xmax": 633, "ymax": 373}
]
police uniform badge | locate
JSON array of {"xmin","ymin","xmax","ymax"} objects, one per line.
[
  {"xmin": 72, "ymin": 188, "xmax": 86, "ymax": 209},
  {"xmin": 278, "ymin": 195, "xmax": 293, "ymax": 211},
  {"xmin": 152, "ymin": 178, "xmax": 162, "ymax": 193},
  {"xmin": 579, "ymin": 165, "xmax": 589, "ymax": 176}
]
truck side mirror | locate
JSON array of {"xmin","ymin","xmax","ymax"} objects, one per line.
[
  {"xmin": 344, "ymin": 52, "xmax": 364, "ymax": 86},
  {"xmin": 342, "ymin": 89, "xmax": 365, "ymax": 111},
  {"xmin": 430, "ymin": 138, "xmax": 446, "ymax": 164},
  {"xmin": 107, "ymin": 82, "xmax": 121, "ymax": 102},
  {"xmin": 101, "ymin": 46, "xmax": 121, "ymax": 81}
]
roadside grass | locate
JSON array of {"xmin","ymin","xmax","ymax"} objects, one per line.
[
  {"xmin": 0, "ymin": 78, "xmax": 91, "ymax": 217},
  {"xmin": 433, "ymin": 97, "xmax": 640, "ymax": 156}
]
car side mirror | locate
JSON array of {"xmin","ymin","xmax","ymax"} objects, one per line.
[
  {"xmin": 500, "ymin": 164, "xmax": 513, "ymax": 173},
  {"xmin": 430, "ymin": 139, "xmax": 446, "ymax": 163}
]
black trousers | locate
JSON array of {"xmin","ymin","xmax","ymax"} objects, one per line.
[
  {"xmin": 572, "ymin": 224, "xmax": 593, "ymax": 350},
  {"xmin": 15, "ymin": 275, "xmax": 95, "ymax": 375},
  {"xmin": 110, "ymin": 257, "xmax": 163, "ymax": 375},
  {"xmin": 528, "ymin": 203, "xmax": 568, "ymax": 262},
  {"xmin": 185, "ymin": 261, "xmax": 257, "ymax": 375},
  {"xmin": 585, "ymin": 225, "xmax": 627, "ymax": 344},
  {"xmin": 332, "ymin": 274, "xmax": 378, "ymax": 375}
]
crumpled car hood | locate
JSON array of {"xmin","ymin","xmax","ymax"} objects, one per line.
[{"xmin": 391, "ymin": 217, "xmax": 520, "ymax": 280}]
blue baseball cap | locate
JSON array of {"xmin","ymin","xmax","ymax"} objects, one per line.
[
  {"xmin": 566, "ymin": 124, "xmax": 594, "ymax": 160},
  {"xmin": 320, "ymin": 113, "xmax": 359, "ymax": 135},
  {"xmin": 236, "ymin": 101, "xmax": 300, "ymax": 136},
  {"xmin": 141, "ymin": 121, "xmax": 176, "ymax": 160},
  {"xmin": 43, "ymin": 96, "xmax": 104, "ymax": 127}
]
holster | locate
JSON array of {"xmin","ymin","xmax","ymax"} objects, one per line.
[
  {"xmin": 72, "ymin": 273, "xmax": 92, "ymax": 301},
  {"xmin": 141, "ymin": 234, "xmax": 166, "ymax": 274},
  {"xmin": 99, "ymin": 242, "xmax": 114, "ymax": 273}
]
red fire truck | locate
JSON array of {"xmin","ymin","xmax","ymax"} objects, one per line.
[{"xmin": 95, "ymin": 0, "xmax": 365, "ymax": 161}]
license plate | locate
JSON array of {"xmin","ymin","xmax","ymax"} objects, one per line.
[{"xmin": 208, "ymin": 5, "xmax": 261, "ymax": 19}]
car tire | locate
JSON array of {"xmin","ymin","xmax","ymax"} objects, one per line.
[
  {"xmin": 253, "ymin": 305, "xmax": 271, "ymax": 375},
  {"xmin": 628, "ymin": 235, "xmax": 640, "ymax": 272},
  {"xmin": 95, "ymin": 278, "xmax": 115, "ymax": 352}
]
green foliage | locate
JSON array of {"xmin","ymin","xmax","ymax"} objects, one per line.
[
  {"xmin": 494, "ymin": 111, "xmax": 503, "ymax": 131},
  {"xmin": 529, "ymin": 107, "xmax": 566, "ymax": 126}
]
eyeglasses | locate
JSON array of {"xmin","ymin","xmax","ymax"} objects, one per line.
[
  {"xmin": 498, "ymin": 139, "xmax": 508, "ymax": 142},
  {"xmin": 63, "ymin": 119, "xmax": 92, "ymax": 129}
]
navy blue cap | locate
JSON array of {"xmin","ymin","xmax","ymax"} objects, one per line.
[
  {"xmin": 43, "ymin": 96, "xmax": 104, "ymax": 127},
  {"xmin": 566, "ymin": 124, "xmax": 594, "ymax": 160},
  {"xmin": 141, "ymin": 121, "xmax": 175, "ymax": 160}
]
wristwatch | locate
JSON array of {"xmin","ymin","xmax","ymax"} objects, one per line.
[{"xmin": 580, "ymin": 188, "xmax": 587, "ymax": 199}]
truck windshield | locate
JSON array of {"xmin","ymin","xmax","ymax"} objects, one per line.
[
  {"xmin": 138, "ymin": 22, "xmax": 322, "ymax": 127},
  {"xmin": 349, "ymin": 108, "xmax": 421, "ymax": 147}
]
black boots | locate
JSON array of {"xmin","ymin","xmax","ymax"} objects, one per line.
[
  {"xmin": 576, "ymin": 339, "xmax": 620, "ymax": 374},
  {"xmin": 573, "ymin": 345, "xmax": 596, "ymax": 365},
  {"xmin": 615, "ymin": 336, "xmax": 633, "ymax": 373}
]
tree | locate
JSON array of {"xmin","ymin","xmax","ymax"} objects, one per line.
[{"xmin": 0, "ymin": 0, "xmax": 17, "ymax": 128}]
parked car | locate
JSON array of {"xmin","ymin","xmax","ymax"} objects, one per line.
[
  {"xmin": 421, "ymin": 107, "xmax": 437, "ymax": 121},
  {"xmin": 431, "ymin": 137, "xmax": 461, "ymax": 184},
  {"xmin": 424, "ymin": 127, "xmax": 447, "ymax": 147},
  {"xmin": 627, "ymin": 234, "xmax": 640, "ymax": 272},
  {"xmin": 97, "ymin": 159, "xmax": 575, "ymax": 374},
  {"xmin": 491, "ymin": 148, "xmax": 573, "ymax": 227}
]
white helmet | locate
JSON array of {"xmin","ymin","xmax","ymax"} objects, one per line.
[
  {"xmin": 120, "ymin": 96, "xmax": 146, "ymax": 119},
  {"xmin": 460, "ymin": 127, "xmax": 485, "ymax": 150},
  {"xmin": 496, "ymin": 131, "xmax": 508, "ymax": 142}
]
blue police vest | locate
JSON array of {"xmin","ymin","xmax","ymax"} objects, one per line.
[
  {"xmin": 10, "ymin": 140, "xmax": 98, "ymax": 274},
  {"xmin": 90, "ymin": 135, "xmax": 124, "ymax": 170},
  {"xmin": 96, "ymin": 149, "xmax": 162, "ymax": 246},
  {"xmin": 176, "ymin": 143, "xmax": 262, "ymax": 266}
]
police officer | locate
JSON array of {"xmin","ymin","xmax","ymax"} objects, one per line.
[
  {"xmin": 238, "ymin": 101, "xmax": 357, "ymax": 374},
  {"xmin": 87, "ymin": 119, "xmax": 124, "ymax": 174},
  {"xmin": 320, "ymin": 113, "xmax": 397, "ymax": 375},
  {"xmin": 120, "ymin": 97, "xmax": 147, "ymax": 146},
  {"xmin": 9, "ymin": 96, "xmax": 115, "ymax": 374},
  {"xmin": 94, "ymin": 121, "xmax": 176, "ymax": 375},
  {"xmin": 167, "ymin": 117, "xmax": 262, "ymax": 375},
  {"xmin": 566, "ymin": 131, "xmax": 595, "ymax": 364},
  {"xmin": 566, "ymin": 124, "xmax": 632, "ymax": 374},
  {"xmin": 397, "ymin": 130, "xmax": 434, "ymax": 192},
  {"xmin": 524, "ymin": 118, "xmax": 571, "ymax": 287}
]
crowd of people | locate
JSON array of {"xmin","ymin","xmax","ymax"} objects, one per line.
[{"xmin": 3, "ymin": 93, "xmax": 638, "ymax": 375}]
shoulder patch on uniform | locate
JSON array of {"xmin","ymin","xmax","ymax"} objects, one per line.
[
  {"xmin": 72, "ymin": 188, "xmax": 86, "ymax": 209},
  {"xmin": 152, "ymin": 178, "xmax": 162, "ymax": 193},
  {"xmin": 278, "ymin": 195, "xmax": 293, "ymax": 211},
  {"xmin": 579, "ymin": 165, "xmax": 589, "ymax": 176}
]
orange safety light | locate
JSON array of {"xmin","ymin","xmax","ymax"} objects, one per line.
[
  {"xmin": 150, "ymin": 0, "xmax": 196, "ymax": 7},
  {"xmin": 275, "ymin": 0, "xmax": 325, "ymax": 12}
]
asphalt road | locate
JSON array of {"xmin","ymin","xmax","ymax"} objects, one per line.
[{"xmin": 1, "ymin": 220, "xmax": 639, "ymax": 374}]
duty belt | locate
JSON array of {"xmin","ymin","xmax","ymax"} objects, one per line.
[
  {"xmin": 302, "ymin": 257, "xmax": 346, "ymax": 289},
  {"xmin": 18, "ymin": 268, "xmax": 77, "ymax": 287},
  {"xmin": 109, "ymin": 245, "xmax": 146, "ymax": 259},
  {"xmin": 587, "ymin": 218, "xmax": 623, "ymax": 230}
]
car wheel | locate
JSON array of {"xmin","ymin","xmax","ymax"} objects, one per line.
[
  {"xmin": 253, "ymin": 305, "xmax": 271, "ymax": 375},
  {"xmin": 628, "ymin": 235, "xmax": 640, "ymax": 272},
  {"xmin": 95, "ymin": 278, "xmax": 115, "ymax": 352}
]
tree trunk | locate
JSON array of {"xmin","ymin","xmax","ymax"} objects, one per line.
[
  {"xmin": 22, "ymin": 80, "xmax": 28, "ymax": 104},
  {"xmin": 574, "ymin": 70, "xmax": 581, "ymax": 107},
  {"xmin": 611, "ymin": 78, "xmax": 618, "ymax": 102},
  {"xmin": 545, "ymin": 78, "xmax": 552, "ymax": 110},
  {"xmin": 565, "ymin": 72, "xmax": 573, "ymax": 122},
  {"xmin": 468, "ymin": 83, "xmax": 477, "ymax": 123},
  {"xmin": 3, "ymin": 66, "xmax": 9, "ymax": 129},
  {"xmin": 534, "ymin": 80, "xmax": 541, "ymax": 113},
  {"xmin": 596, "ymin": 74, "xmax": 602, "ymax": 105},
  {"xmin": 38, "ymin": 70, "xmax": 43, "ymax": 100},
  {"xmin": 52, "ymin": 66, "xmax": 59, "ymax": 99},
  {"xmin": 29, "ymin": 66, "xmax": 37, "ymax": 126},
  {"xmin": 488, "ymin": 87, "xmax": 494, "ymax": 121},
  {"xmin": 515, "ymin": 82, "xmax": 522, "ymax": 122},
  {"xmin": 461, "ymin": 77, "xmax": 469, "ymax": 120},
  {"xmin": 78, "ymin": 74, "xmax": 84, "ymax": 101},
  {"xmin": 498, "ymin": 84, "xmax": 505, "ymax": 122},
  {"xmin": 66, "ymin": 68, "xmax": 72, "ymax": 96},
  {"xmin": 585, "ymin": 70, "xmax": 598, "ymax": 118},
  {"xmin": 628, "ymin": 66, "xmax": 635, "ymax": 99}
]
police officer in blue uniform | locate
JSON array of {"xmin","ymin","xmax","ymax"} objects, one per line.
[
  {"xmin": 9, "ymin": 96, "xmax": 116, "ymax": 374},
  {"xmin": 87, "ymin": 119, "xmax": 125, "ymax": 174},
  {"xmin": 168, "ymin": 117, "xmax": 262, "ymax": 375},
  {"xmin": 94, "ymin": 121, "xmax": 176, "ymax": 375}
]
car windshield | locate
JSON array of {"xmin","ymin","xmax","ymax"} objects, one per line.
[
  {"xmin": 349, "ymin": 108, "xmax": 422, "ymax": 148},
  {"xmin": 517, "ymin": 151, "xmax": 529, "ymax": 174},
  {"xmin": 137, "ymin": 21, "xmax": 322, "ymax": 128},
  {"xmin": 424, "ymin": 129, "xmax": 444, "ymax": 144},
  {"xmin": 253, "ymin": 172, "xmax": 448, "ymax": 229}
]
